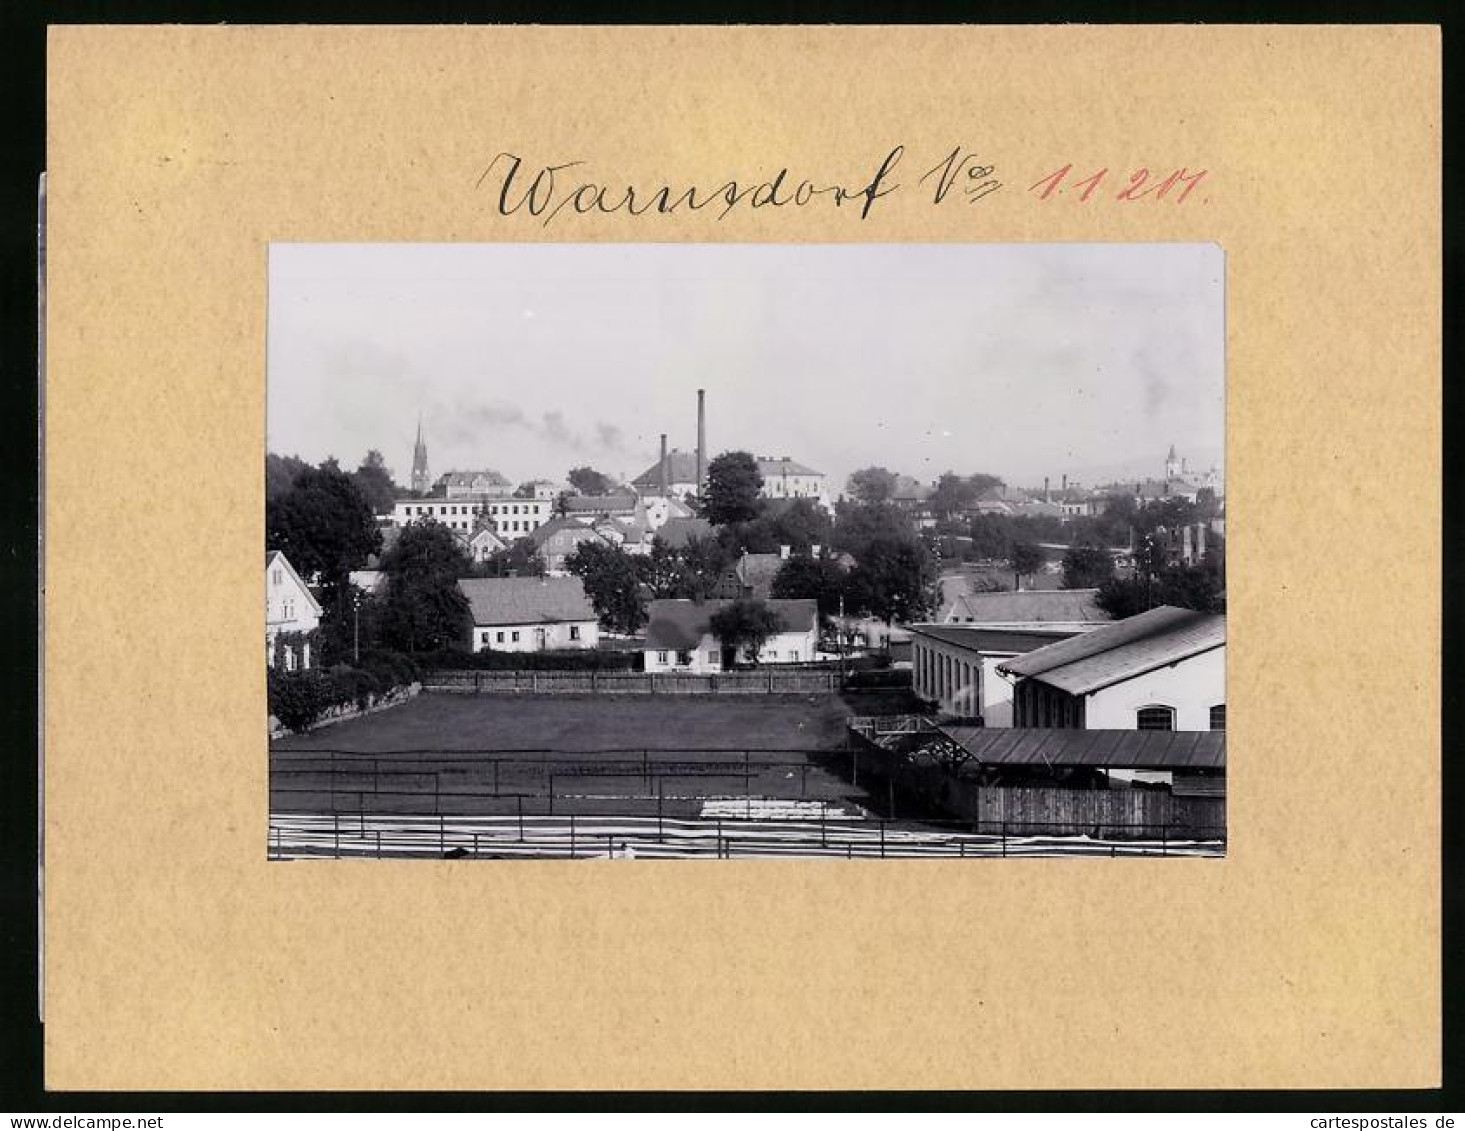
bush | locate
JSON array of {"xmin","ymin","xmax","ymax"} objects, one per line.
[
  {"xmin": 269, "ymin": 658, "xmax": 417, "ymax": 734},
  {"xmin": 268, "ymin": 669, "xmax": 331, "ymax": 734}
]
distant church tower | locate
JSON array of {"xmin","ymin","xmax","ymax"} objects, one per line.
[
  {"xmin": 411, "ymin": 417, "xmax": 431, "ymax": 494},
  {"xmin": 1165, "ymin": 444, "xmax": 1181, "ymax": 481}
]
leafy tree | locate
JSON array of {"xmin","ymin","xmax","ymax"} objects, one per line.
[
  {"xmin": 1096, "ymin": 561, "xmax": 1225, "ymax": 619},
  {"xmin": 266, "ymin": 464, "xmax": 381, "ymax": 610},
  {"xmin": 929, "ymin": 472, "xmax": 979, "ymax": 520},
  {"xmin": 567, "ymin": 466, "xmax": 616, "ymax": 496},
  {"xmin": 377, "ymin": 519, "xmax": 472, "ymax": 652},
  {"xmin": 726, "ymin": 498, "xmax": 833, "ymax": 556},
  {"xmin": 967, "ymin": 473, "xmax": 1004, "ymax": 496},
  {"xmin": 708, "ymin": 599, "xmax": 784, "ymax": 666},
  {"xmin": 265, "ymin": 452, "xmax": 312, "ymax": 503},
  {"xmin": 474, "ymin": 536, "xmax": 546, "ymax": 578},
  {"xmin": 640, "ymin": 537, "xmax": 686, "ymax": 599},
  {"xmin": 769, "ymin": 554, "xmax": 848, "ymax": 622},
  {"xmin": 673, "ymin": 534, "xmax": 736, "ymax": 600},
  {"xmin": 702, "ymin": 451, "xmax": 764, "ymax": 526},
  {"xmin": 831, "ymin": 500, "xmax": 914, "ymax": 557},
  {"xmin": 845, "ymin": 536, "xmax": 938, "ymax": 624},
  {"xmin": 1009, "ymin": 541, "xmax": 1045, "ymax": 589},
  {"xmin": 846, "ymin": 466, "xmax": 898, "ymax": 505},
  {"xmin": 565, "ymin": 541, "xmax": 647, "ymax": 635},
  {"xmin": 513, "ymin": 481, "xmax": 538, "ymax": 499},
  {"xmin": 1061, "ymin": 544, "xmax": 1116, "ymax": 589},
  {"xmin": 352, "ymin": 449, "xmax": 398, "ymax": 515},
  {"xmin": 967, "ymin": 514, "xmax": 1013, "ymax": 560}
]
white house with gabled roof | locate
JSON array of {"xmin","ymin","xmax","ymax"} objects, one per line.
[
  {"xmin": 457, "ymin": 576, "xmax": 600, "ymax": 653},
  {"xmin": 266, "ymin": 550, "xmax": 322, "ymax": 670}
]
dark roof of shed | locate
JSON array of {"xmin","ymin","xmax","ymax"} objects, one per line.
[
  {"xmin": 644, "ymin": 598, "xmax": 817, "ymax": 651},
  {"xmin": 908, "ymin": 624, "xmax": 1080, "ymax": 654},
  {"xmin": 937, "ymin": 725, "xmax": 1225, "ymax": 770}
]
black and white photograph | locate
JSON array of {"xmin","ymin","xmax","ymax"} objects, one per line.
[{"xmin": 265, "ymin": 242, "xmax": 1226, "ymax": 860}]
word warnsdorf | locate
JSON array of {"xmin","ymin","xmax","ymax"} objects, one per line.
[{"xmin": 476, "ymin": 148, "xmax": 917, "ymax": 226}]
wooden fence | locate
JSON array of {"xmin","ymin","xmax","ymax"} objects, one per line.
[
  {"xmin": 422, "ymin": 669, "xmax": 840, "ymax": 695},
  {"xmin": 848, "ymin": 727, "xmax": 1225, "ymax": 839}
]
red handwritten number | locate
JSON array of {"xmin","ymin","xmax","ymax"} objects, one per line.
[
  {"xmin": 1029, "ymin": 165, "xmax": 1071, "ymax": 200},
  {"xmin": 1174, "ymin": 168, "xmax": 1207, "ymax": 203},
  {"xmin": 1115, "ymin": 168, "xmax": 1151, "ymax": 201},
  {"xmin": 1073, "ymin": 168, "xmax": 1108, "ymax": 202}
]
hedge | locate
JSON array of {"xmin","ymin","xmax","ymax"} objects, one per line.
[{"xmin": 411, "ymin": 648, "xmax": 640, "ymax": 672}]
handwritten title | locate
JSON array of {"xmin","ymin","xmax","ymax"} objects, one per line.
[{"xmin": 474, "ymin": 147, "xmax": 1001, "ymax": 227}]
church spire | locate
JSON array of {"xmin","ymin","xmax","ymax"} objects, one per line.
[{"xmin": 411, "ymin": 413, "xmax": 431, "ymax": 494}]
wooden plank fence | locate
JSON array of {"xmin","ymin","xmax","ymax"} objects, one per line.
[{"xmin": 422, "ymin": 669, "xmax": 839, "ymax": 696}]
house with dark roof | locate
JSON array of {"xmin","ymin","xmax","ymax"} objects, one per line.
[
  {"xmin": 562, "ymin": 493, "xmax": 640, "ymax": 519},
  {"xmin": 529, "ymin": 517, "xmax": 611, "ymax": 575},
  {"xmin": 631, "ymin": 448, "xmax": 702, "ymax": 499},
  {"xmin": 713, "ymin": 551, "xmax": 787, "ymax": 600},
  {"xmin": 457, "ymin": 576, "xmax": 600, "ymax": 653},
  {"xmin": 643, "ymin": 598, "xmax": 818, "ymax": 673},
  {"xmin": 438, "ymin": 469, "xmax": 513, "ymax": 499},
  {"xmin": 998, "ymin": 605, "xmax": 1225, "ymax": 732},
  {"xmin": 652, "ymin": 516, "xmax": 715, "ymax": 550}
]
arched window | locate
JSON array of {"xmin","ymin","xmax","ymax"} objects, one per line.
[
  {"xmin": 1136, "ymin": 705, "xmax": 1176, "ymax": 731},
  {"xmin": 1209, "ymin": 704, "xmax": 1226, "ymax": 731}
]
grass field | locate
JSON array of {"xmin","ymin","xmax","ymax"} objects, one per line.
[{"xmin": 269, "ymin": 692, "xmax": 904, "ymax": 824}]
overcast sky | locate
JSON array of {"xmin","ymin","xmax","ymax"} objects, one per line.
[{"xmin": 267, "ymin": 242, "xmax": 1224, "ymax": 492}]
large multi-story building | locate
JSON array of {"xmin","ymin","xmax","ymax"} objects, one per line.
[
  {"xmin": 755, "ymin": 455, "xmax": 830, "ymax": 510},
  {"xmin": 390, "ymin": 496, "xmax": 551, "ymax": 538}
]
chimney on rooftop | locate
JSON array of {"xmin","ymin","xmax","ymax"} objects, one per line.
[
  {"xmin": 1062, "ymin": 474, "xmax": 1068, "ymax": 492},
  {"xmin": 696, "ymin": 389, "xmax": 707, "ymax": 494},
  {"xmin": 1044, "ymin": 476, "xmax": 1051, "ymax": 503},
  {"xmin": 659, "ymin": 433, "xmax": 669, "ymax": 497}
]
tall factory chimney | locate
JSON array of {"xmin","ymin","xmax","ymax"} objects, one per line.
[
  {"xmin": 1043, "ymin": 476, "xmax": 1051, "ymax": 503},
  {"xmin": 659, "ymin": 433, "xmax": 669, "ymax": 497},
  {"xmin": 696, "ymin": 389, "xmax": 707, "ymax": 493}
]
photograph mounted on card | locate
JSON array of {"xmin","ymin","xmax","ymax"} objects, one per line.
[{"xmin": 263, "ymin": 241, "xmax": 1226, "ymax": 862}]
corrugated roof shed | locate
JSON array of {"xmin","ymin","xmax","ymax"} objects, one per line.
[
  {"xmin": 457, "ymin": 576, "xmax": 596, "ymax": 627},
  {"xmin": 938, "ymin": 725, "xmax": 1225, "ymax": 770},
  {"xmin": 998, "ymin": 605, "xmax": 1225, "ymax": 695},
  {"xmin": 645, "ymin": 598, "xmax": 817, "ymax": 651},
  {"xmin": 952, "ymin": 588, "xmax": 1109, "ymax": 625},
  {"xmin": 908, "ymin": 624, "xmax": 1079, "ymax": 654}
]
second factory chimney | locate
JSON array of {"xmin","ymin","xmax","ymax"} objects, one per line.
[
  {"xmin": 659, "ymin": 433, "xmax": 669, "ymax": 496},
  {"xmin": 696, "ymin": 389, "xmax": 707, "ymax": 493}
]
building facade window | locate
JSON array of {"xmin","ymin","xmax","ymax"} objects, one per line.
[
  {"xmin": 707, "ymin": 651, "xmax": 718, "ymax": 666},
  {"xmin": 1209, "ymin": 704, "xmax": 1226, "ymax": 731},
  {"xmin": 569, "ymin": 626, "xmax": 581, "ymax": 641},
  {"xmin": 1137, "ymin": 705, "xmax": 1176, "ymax": 731},
  {"xmin": 656, "ymin": 651, "xmax": 668, "ymax": 664},
  {"xmin": 495, "ymin": 631, "xmax": 505, "ymax": 643},
  {"xmin": 511, "ymin": 630, "xmax": 520, "ymax": 642}
]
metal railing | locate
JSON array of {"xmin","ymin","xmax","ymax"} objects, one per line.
[{"xmin": 266, "ymin": 809, "xmax": 1226, "ymax": 861}]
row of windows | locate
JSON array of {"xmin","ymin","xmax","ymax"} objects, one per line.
[
  {"xmin": 480, "ymin": 626, "xmax": 581, "ymax": 646},
  {"xmin": 400, "ymin": 503, "xmax": 545, "ymax": 518},
  {"xmin": 1135, "ymin": 704, "xmax": 1227, "ymax": 731}
]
